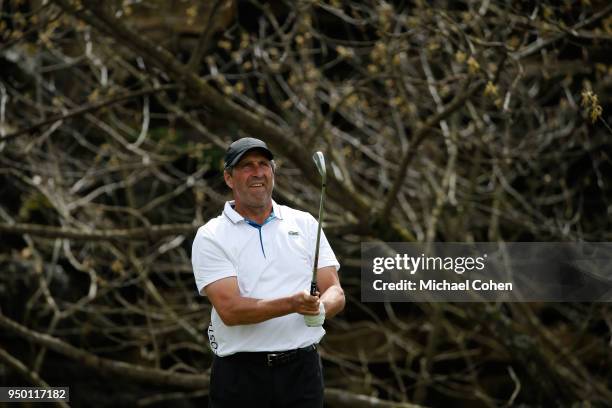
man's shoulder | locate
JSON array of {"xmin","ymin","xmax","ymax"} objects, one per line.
[
  {"xmin": 195, "ymin": 211, "xmax": 232, "ymax": 239},
  {"xmin": 278, "ymin": 203, "xmax": 316, "ymax": 223}
]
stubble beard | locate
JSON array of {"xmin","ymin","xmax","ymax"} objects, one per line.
[{"xmin": 239, "ymin": 178, "xmax": 274, "ymax": 212}]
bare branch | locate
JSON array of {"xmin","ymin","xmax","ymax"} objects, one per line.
[{"xmin": 0, "ymin": 313, "xmax": 209, "ymax": 389}]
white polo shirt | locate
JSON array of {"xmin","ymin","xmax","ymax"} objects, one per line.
[{"xmin": 191, "ymin": 200, "xmax": 340, "ymax": 356}]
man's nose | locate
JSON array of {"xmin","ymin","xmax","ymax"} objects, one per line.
[{"xmin": 252, "ymin": 164, "xmax": 266, "ymax": 177}]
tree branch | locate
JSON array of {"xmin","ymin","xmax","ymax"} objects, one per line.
[
  {"xmin": 0, "ymin": 222, "xmax": 197, "ymax": 241},
  {"xmin": 51, "ymin": 0, "xmax": 371, "ymax": 219},
  {"xmin": 0, "ymin": 313, "xmax": 209, "ymax": 389},
  {"xmin": 325, "ymin": 388, "xmax": 427, "ymax": 408},
  {"xmin": 187, "ymin": 0, "xmax": 226, "ymax": 71},
  {"xmin": 378, "ymin": 79, "xmax": 486, "ymax": 224},
  {"xmin": 3, "ymin": 85, "xmax": 176, "ymax": 143}
]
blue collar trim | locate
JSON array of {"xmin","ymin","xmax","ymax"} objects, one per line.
[
  {"xmin": 244, "ymin": 212, "xmax": 275, "ymax": 258},
  {"xmin": 244, "ymin": 211, "xmax": 276, "ymax": 229}
]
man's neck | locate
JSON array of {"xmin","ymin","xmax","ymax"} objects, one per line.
[{"xmin": 233, "ymin": 202, "xmax": 273, "ymax": 225}]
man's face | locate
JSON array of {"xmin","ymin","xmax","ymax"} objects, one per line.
[{"xmin": 224, "ymin": 150, "xmax": 274, "ymax": 210}]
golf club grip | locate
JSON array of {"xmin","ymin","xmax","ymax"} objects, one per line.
[{"xmin": 310, "ymin": 281, "xmax": 318, "ymax": 296}]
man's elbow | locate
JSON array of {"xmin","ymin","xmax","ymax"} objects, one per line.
[
  {"xmin": 220, "ymin": 316, "xmax": 238, "ymax": 327},
  {"xmin": 216, "ymin": 309, "xmax": 241, "ymax": 326},
  {"xmin": 329, "ymin": 286, "xmax": 346, "ymax": 315},
  {"xmin": 338, "ymin": 289, "xmax": 346, "ymax": 313}
]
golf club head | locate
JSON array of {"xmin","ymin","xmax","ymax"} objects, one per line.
[{"xmin": 312, "ymin": 151, "xmax": 327, "ymax": 183}]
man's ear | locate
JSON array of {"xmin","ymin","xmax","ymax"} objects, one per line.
[{"xmin": 223, "ymin": 170, "xmax": 233, "ymax": 189}]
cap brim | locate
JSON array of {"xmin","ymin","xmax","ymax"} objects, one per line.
[{"xmin": 227, "ymin": 147, "xmax": 273, "ymax": 168}]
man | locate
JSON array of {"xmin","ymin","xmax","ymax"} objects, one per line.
[{"xmin": 191, "ymin": 137, "xmax": 345, "ymax": 407}]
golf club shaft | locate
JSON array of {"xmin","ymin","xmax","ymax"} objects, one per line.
[{"xmin": 311, "ymin": 182, "xmax": 326, "ymax": 296}]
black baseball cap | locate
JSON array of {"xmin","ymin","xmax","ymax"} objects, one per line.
[{"xmin": 224, "ymin": 137, "xmax": 274, "ymax": 169}]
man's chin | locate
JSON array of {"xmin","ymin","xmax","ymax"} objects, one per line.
[{"xmin": 245, "ymin": 197, "xmax": 272, "ymax": 208}]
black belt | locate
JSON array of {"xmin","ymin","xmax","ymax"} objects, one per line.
[{"xmin": 221, "ymin": 344, "xmax": 317, "ymax": 367}]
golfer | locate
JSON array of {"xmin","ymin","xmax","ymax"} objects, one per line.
[{"xmin": 191, "ymin": 137, "xmax": 345, "ymax": 407}]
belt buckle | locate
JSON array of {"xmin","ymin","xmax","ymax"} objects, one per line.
[{"xmin": 267, "ymin": 353, "xmax": 279, "ymax": 366}]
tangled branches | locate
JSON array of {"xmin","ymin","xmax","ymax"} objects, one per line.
[{"xmin": 1, "ymin": 0, "xmax": 611, "ymax": 406}]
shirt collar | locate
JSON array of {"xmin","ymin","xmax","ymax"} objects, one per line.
[
  {"xmin": 272, "ymin": 200, "xmax": 283, "ymax": 220},
  {"xmin": 223, "ymin": 199, "xmax": 283, "ymax": 224}
]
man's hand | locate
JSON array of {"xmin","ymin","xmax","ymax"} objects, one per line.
[
  {"xmin": 296, "ymin": 289, "xmax": 325, "ymax": 327},
  {"xmin": 304, "ymin": 301, "xmax": 325, "ymax": 327},
  {"xmin": 292, "ymin": 290, "xmax": 320, "ymax": 315}
]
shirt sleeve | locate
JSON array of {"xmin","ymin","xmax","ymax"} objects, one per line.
[{"xmin": 191, "ymin": 228, "xmax": 236, "ymax": 296}]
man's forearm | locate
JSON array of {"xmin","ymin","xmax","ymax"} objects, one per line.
[
  {"xmin": 320, "ymin": 285, "xmax": 345, "ymax": 318},
  {"xmin": 214, "ymin": 290, "xmax": 321, "ymax": 326},
  {"xmin": 220, "ymin": 296, "xmax": 294, "ymax": 326}
]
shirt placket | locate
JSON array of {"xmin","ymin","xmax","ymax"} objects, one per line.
[{"xmin": 244, "ymin": 213, "xmax": 276, "ymax": 259}]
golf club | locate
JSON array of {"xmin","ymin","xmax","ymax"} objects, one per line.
[{"xmin": 311, "ymin": 151, "xmax": 327, "ymax": 296}]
